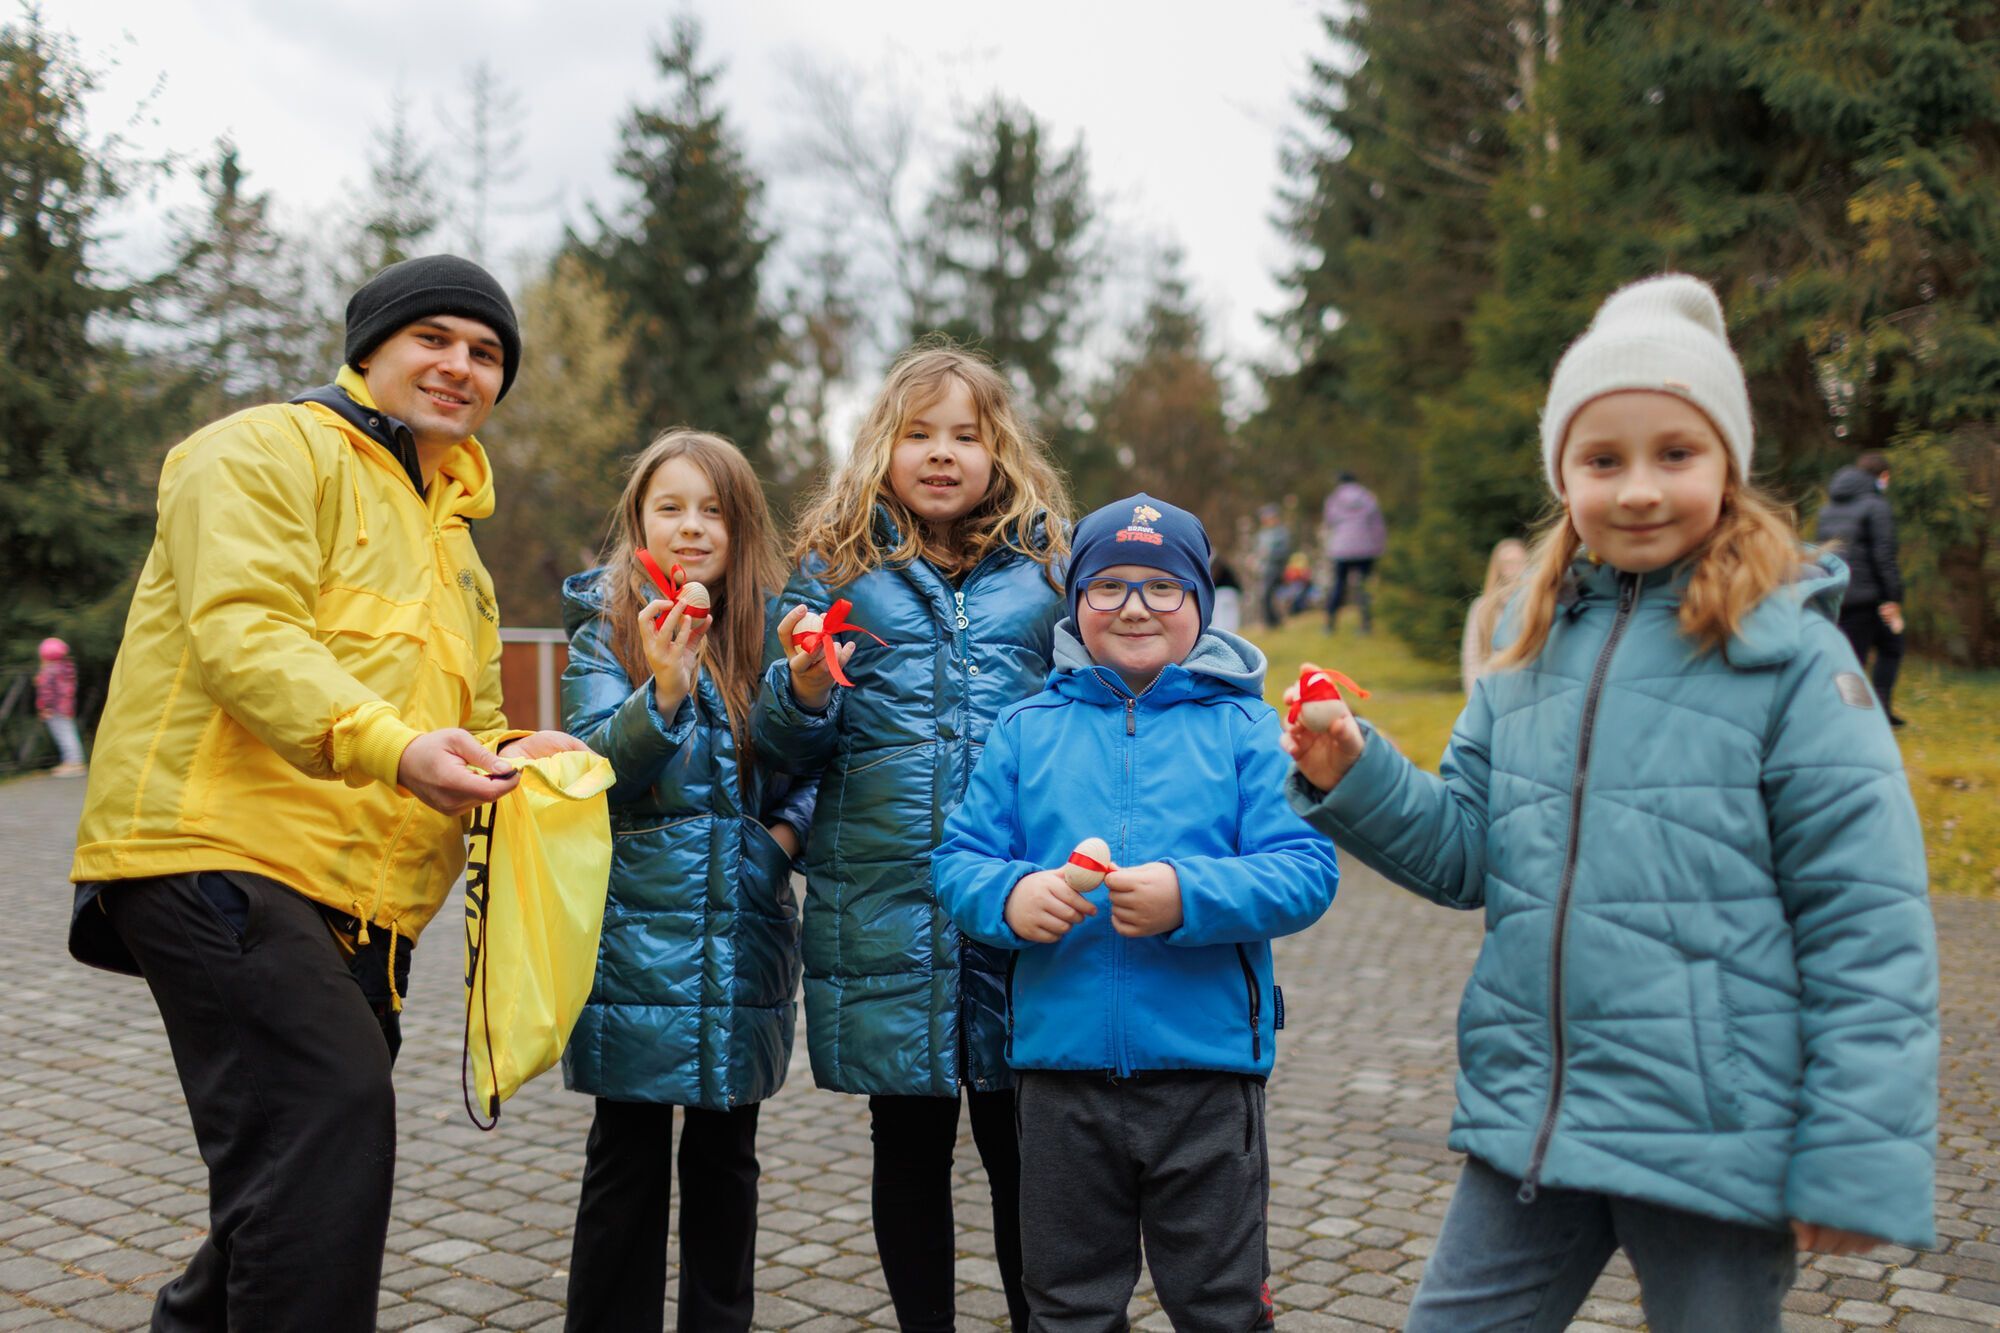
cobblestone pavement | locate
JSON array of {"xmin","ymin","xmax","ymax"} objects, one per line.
[{"xmin": 3, "ymin": 772, "xmax": 1997, "ymax": 1331}]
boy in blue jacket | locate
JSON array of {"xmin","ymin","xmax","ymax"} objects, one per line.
[{"xmin": 936, "ymin": 494, "xmax": 1339, "ymax": 1330}]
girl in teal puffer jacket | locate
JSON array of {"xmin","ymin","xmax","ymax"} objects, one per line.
[
  {"xmin": 754, "ymin": 343, "xmax": 1072, "ymax": 1332},
  {"xmin": 1284, "ymin": 276, "xmax": 1937, "ymax": 1333},
  {"xmin": 561, "ymin": 431, "xmax": 815, "ymax": 1333}
]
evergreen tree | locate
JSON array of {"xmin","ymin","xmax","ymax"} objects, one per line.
[
  {"xmin": 157, "ymin": 141, "xmax": 312, "ymax": 410},
  {"xmin": 1081, "ymin": 248, "xmax": 1241, "ymax": 531},
  {"xmin": 916, "ymin": 98, "xmax": 1098, "ymax": 410},
  {"xmin": 476, "ymin": 253, "xmax": 639, "ymax": 628},
  {"xmin": 0, "ymin": 11, "xmax": 165, "ymax": 720},
  {"xmin": 584, "ymin": 18, "xmax": 782, "ymax": 465},
  {"xmin": 353, "ymin": 93, "xmax": 439, "ymax": 273},
  {"xmin": 443, "ymin": 60, "xmax": 530, "ymax": 264}
]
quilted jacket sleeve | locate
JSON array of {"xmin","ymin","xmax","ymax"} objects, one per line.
[
  {"xmin": 1764, "ymin": 623, "xmax": 1937, "ymax": 1246},
  {"xmin": 752, "ymin": 563, "xmax": 844, "ymax": 777},
  {"xmin": 1167, "ymin": 708, "xmax": 1339, "ymax": 946},
  {"xmin": 1865, "ymin": 493, "xmax": 1903, "ymax": 605},
  {"xmin": 562, "ymin": 617, "xmax": 697, "ymax": 805},
  {"xmin": 934, "ymin": 712, "xmax": 1039, "ymax": 951},
  {"xmin": 1285, "ymin": 693, "xmax": 1494, "ymax": 910}
]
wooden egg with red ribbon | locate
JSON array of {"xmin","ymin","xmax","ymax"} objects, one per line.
[
  {"xmin": 1289, "ymin": 663, "xmax": 1370, "ymax": 733},
  {"xmin": 678, "ymin": 581, "xmax": 711, "ymax": 620},
  {"xmin": 1062, "ymin": 837, "xmax": 1113, "ymax": 894},
  {"xmin": 788, "ymin": 600, "xmax": 888, "ymax": 689}
]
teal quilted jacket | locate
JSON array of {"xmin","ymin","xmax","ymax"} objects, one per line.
[{"xmin": 1289, "ymin": 552, "xmax": 1938, "ymax": 1245}]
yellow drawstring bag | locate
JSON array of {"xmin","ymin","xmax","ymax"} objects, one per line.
[{"xmin": 462, "ymin": 749, "xmax": 616, "ymax": 1127}]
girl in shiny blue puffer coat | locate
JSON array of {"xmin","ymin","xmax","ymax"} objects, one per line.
[
  {"xmin": 1284, "ymin": 276, "xmax": 1937, "ymax": 1333},
  {"xmin": 754, "ymin": 343, "xmax": 1072, "ymax": 1332},
  {"xmin": 560, "ymin": 430, "xmax": 814, "ymax": 1333}
]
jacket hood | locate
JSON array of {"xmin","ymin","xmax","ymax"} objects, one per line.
[
  {"xmin": 562, "ymin": 567, "xmax": 615, "ymax": 636},
  {"xmin": 1827, "ymin": 465, "xmax": 1877, "ymax": 503},
  {"xmin": 1049, "ymin": 618, "xmax": 1268, "ymax": 703},
  {"xmin": 1557, "ymin": 547, "xmax": 1848, "ymax": 668},
  {"xmin": 1325, "ymin": 482, "xmax": 1376, "ymax": 516},
  {"xmin": 295, "ymin": 367, "xmax": 496, "ymax": 520}
]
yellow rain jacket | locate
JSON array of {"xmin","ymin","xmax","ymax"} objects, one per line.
[{"xmin": 71, "ymin": 368, "xmax": 526, "ymax": 952}]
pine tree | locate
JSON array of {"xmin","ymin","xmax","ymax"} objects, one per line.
[
  {"xmin": 443, "ymin": 60, "xmax": 529, "ymax": 264},
  {"xmin": 157, "ymin": 141, "xmax": 312, "ymax": 410},
  {"xmin": 353, "ymin": 93, "xmax": 439, "ymax": 273},
  {"xmin": 916, "ymin": 98, "xmax": 1098, "ymax": 411},
  {"xmin": 0, "ymin": 11, "xmax": 165, "ymax": 716},
  {"xmin": 1080, "ymin": 248, "xmax": 1241, "ymax": 531},
  {"xmin": 584, "ymin": 18, "xmax": 781, "ymax": 465}
]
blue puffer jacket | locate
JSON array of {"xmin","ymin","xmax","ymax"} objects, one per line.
[
  {"xmin": 1288, "ymin": 552, "xmax": 1938, "ymax": 1245},
  {"xmin": 752, "ymin": 508, "xmax": 1063, "ymax": 1096},
  {"xmin": 559, "ymin": 570, "xmax": 815, "ymax": 1111},
  {"xmin": 936, "ymin": 626, "xmax": 1339, "ymax": 1077}
]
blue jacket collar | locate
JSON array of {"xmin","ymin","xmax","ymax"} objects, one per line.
[
  {"xmin": 1047, "ymin": 619, "xmax": 1267, "ymax": 705},
  {"xmin": 1550, "ymin": 548, "xmax": 1849, "ymax": 667}
]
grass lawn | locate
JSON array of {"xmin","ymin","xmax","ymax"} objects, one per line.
[{"xmin": 1243, "ymin": 617, "xmax": 2000, "ymax": 899}]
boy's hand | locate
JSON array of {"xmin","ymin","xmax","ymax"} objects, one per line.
[
  {"xmin": 776, "ymin": 604, "xmax": 856, "ymax": 713},
  {"xmin": 1279, "ymin": 683, "xmax": 1366, "ymax": 791},
  {"xmin": 1104, "ymin": 861, "xmax": 1183, "ymax": 937},
  {"xmin": 1005, "ymin": 869, "xmax": 1098, "ymax": 944},
  {"xmin": 1790, "ymin": 1221, "xmax": 1885, "ymax": 1257}
]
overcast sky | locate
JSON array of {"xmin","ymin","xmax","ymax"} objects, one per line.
[{"xmin": 63, "ymin": 0, "xmax": 1330, "ymax": 401}]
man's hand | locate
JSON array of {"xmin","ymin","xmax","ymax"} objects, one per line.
[
  {"xmin": 1880, "ymin": 602, "xmax": 1905, "ymax": 635},
  {"xmin": 776, "ymin": 604, "xmax": 856, "ymax": 713},
  {"xmin": 1279, "ymin": 682, "xmax": 1367, "ymax": 792},
  {"xmin": 497, "ymin": 731, "xmax": 589, "ymax": 762},
  {"xmin": 1104, "ymin": 861, "xmax": 1183, "ymax": 938},
  {"xmin": 1790, "ymin": 1221, "xmax": 1885, "ymax": 1257},
  {"xmin": 641, "ymin": 598, "xmax": 709, "ymax": 716},
  {"xmin": 397, "ymin": 728, "xmax": 519, "ymax": 816},
  {"xmin": 1005, "ymin": 869, "xmax": 1099, "ymax": 944}
]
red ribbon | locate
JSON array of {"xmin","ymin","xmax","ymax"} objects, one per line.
[
  {"xmin": 793, "ymin": 598, "xmax": 889, "ymax": 689},
  {"xmin": 1287, "ymin": 663, "xmax": 1370, "ymax": 725},
  {"xmin": 633, "ymin": 548, "xmax": 708, "ymax": 628},
  {"xmin": 1066, "ymin": 850, "xmax": 1113, "ymax": 875}
]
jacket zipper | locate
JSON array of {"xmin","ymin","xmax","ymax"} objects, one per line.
[
  {"xmin": 1114, "ymin": 694, "xmax": 1137, "ymax": 1078},
  {"xmin": 1235, "ymin": 944, "xmax": 1262, "ymax": 1063},
  {"xmin": 1519, "ymin": 569, "xmax": 1641, "ymax": 1202}
]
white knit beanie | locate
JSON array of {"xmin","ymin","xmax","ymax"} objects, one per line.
[{"xmin": 1540, "ymin": 273, "xmax": 1753, "ymax": 495}]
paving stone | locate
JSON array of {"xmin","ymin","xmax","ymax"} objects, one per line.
[{"xmin": 6, "ymin": 775, "xmax": 2000, "ymax": 1329}]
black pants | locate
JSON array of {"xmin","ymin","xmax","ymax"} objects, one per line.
[
  {"xmin": 1016, "ymin": 1071, "xmax": 1274, "ymax": 1332},
  {"xmin": 99, "ymin": 871, "xmax": 400, "ymax": 1333},
  {"xmin": 1258, "ymin": 571, "xmax": 1289, "ymax": 628},
  {"xmin": 565, "ymin": 1098, "xmax": 762, "ymax": 1332},
  {"xmin": 870, "ymin": 1089, "xmax": 1028, "ymax": 1331},
  {"xmin": 1325, "ymin": 557, "xmax": 1376, "ymax": 632},
  {"xmin": 1839, "ymin": 601, "xmax": 1904, "ymax": 715}
]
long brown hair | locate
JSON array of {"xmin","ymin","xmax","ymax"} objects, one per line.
[
  {"xmin": 788, "ymin": 340, "xmax": 1072, "ymax": 585},
  {"xmin": 594, "ymin": 431, "xmax": 784, "ymax": 767},
  {"xmin": 1490, "ymin": 465, "xmax": 1805, "ymax": 669}
]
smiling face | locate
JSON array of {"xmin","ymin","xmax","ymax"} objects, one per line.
[
  {"xmin": 358, "ymin": 314, "xmax": 505, "ymax": 454},
  {"xmin": 1559, "ymin": 391, "xmax": 1731, "ymax": 574},
  {"xmin": 640, "ymin": 455, "xmax": 730, "ymax": 591},
  {"xmin": 1077, "ymin": 563, "xmax": 1203, "ymax": 693},
  {"xmin": 886, "ymin": 376, "xmax": 995, "ymax": 540}
]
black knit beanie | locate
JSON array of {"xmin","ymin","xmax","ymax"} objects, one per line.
[{"xmin": 344, "ymin": 255, "xmax": 522, "ymax": 400}]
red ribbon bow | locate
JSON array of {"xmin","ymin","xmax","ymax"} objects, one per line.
[
  {"xmin": 633, "ymin": 548, "xmax": 708, "ymax": 629},
  {"xmin": 1287, "ymin": 663, "xmax": 1371, "ymax": 725},
  {"xmin": 1066, "ymin": 850, "xmax": 1113, "ymax": 875},
  {"xmin": 793, "ymin": 599, "xmax": 889, "ymax": 689}
]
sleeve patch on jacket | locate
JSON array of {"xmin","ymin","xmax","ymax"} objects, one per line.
[{"xmin": 1834, "ymin": 672, "xmax": 1876, "ymax": 710}]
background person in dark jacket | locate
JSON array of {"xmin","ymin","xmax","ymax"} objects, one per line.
[{"xmin": 1816, "ymin": 451, "xmax": 1906, "ymax": 725}]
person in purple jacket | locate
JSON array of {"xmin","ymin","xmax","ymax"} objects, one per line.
[{"xmin": 1319, "ymin": 472, "xmax": 1387, "ymax": 633}]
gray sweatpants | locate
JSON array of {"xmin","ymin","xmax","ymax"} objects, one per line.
[{"xmin": 1017, "ymin": 1070, "xmax": 1275, "ymax": 1332}]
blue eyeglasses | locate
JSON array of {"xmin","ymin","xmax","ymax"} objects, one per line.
[{"xmin": 1082, "ymin": 576, "xmax": 1196, "ymax": 614}]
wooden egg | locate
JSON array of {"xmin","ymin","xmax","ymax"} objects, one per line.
[
  {"xmin": 1062, "ymin": 836, "xmax": 1112, "ymax": 893},
  {"xmin": 794, "ymin": 610, "xmax": 824, "ymax": 644},
  {"xmin": 1298, "ymin": 699, "xmax": 1343, "ymax": 732},
  {"xmin": 679, "ymin": 582, "xmax": 711, "ymax": 617}
]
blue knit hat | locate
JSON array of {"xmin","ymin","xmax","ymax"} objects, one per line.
[{"xmin": 1067, "ymin": 494, "xmax": 1216, "ymax": 632}]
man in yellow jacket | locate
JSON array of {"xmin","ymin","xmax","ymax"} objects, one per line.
[{"xmin": 68, "ymin": 254, "xmax": 584, "ymax": 1333}]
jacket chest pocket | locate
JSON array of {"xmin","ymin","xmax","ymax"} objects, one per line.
[{"xmin": 316, "ymin": 584, "xmax": 475, "ymax": 722}]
